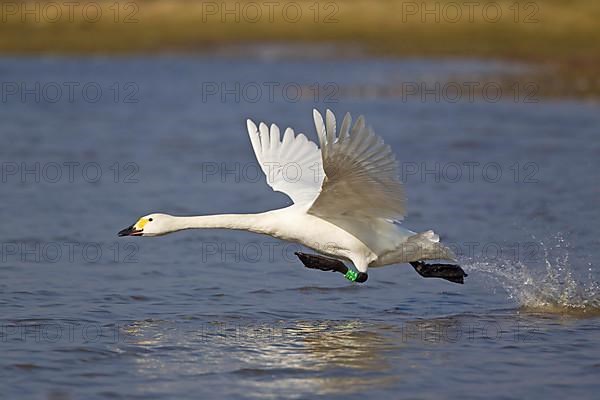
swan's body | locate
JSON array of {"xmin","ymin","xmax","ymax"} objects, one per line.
[{"xmin": 119, "ymin": 110, "xmax": 458, "ymax": 281}]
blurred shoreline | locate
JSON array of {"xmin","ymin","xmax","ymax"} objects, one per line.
[{"xmin": 1, "ymin": 0, "xmax": 599, "ymax": 97}]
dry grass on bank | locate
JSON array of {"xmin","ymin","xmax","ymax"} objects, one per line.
[{"xmin": 0, "ymin": 0, "xmax": 598, "ymax": 96}]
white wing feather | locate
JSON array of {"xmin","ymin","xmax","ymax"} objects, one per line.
[
  {"xmin": 247, "ymin": 119, "xmax": 324, "ymax": 205},
  {"xmin": 244, "ymin": 111, "xmax": 450, "ymax": 265},
  {"xmin": 308, "ymin": 109, "xmax": 406, "ymax": 221},
  {"xmin": 246, "ymin": 110, "xmax": 405, "ymax": 221}
]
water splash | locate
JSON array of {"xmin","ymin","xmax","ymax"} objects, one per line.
[{"xmin": 464, "ymin": 235, "xmax": 600, "ymax": 315}]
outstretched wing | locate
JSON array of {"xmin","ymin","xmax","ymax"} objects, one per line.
[
  {"xmin": 247, "ymin": 119, "xmax": 324, "ymax": 205},
  {"xmin": 308, "ymin": 109, "xmax": 406, "ymax": 221}
]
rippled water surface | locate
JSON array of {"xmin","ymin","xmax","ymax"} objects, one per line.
[{"xmin": 1, "ymin": 56, "xmax": 600, "ymax": 399}]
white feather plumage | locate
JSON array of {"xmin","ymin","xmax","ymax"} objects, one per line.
[{"xmin": 123, "ymin": 110, "xmax": 455, "ymax": 274}]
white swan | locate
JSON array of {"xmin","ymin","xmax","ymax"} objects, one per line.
[{"xmin": 119, "ymin": 110, "xmax": 466, "ymax": 284}]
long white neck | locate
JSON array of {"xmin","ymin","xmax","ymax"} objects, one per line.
[{"xmin": 168, "ymin": 213, "xmax": 273, "ymax": 235}]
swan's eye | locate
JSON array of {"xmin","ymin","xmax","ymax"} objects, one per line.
[{"xmin": 149, "ymin": 218, "xmax": 153, "ymax": 222}]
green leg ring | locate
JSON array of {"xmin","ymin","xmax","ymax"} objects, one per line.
[{"xmin": 344, "ymin": 270, "xmax": 359, "ymax": 282}]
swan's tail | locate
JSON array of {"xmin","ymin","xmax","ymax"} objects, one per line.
[
  {"xmin": 378, "ymin": 230, "xmax": 456, "ymax": 265},
  {"xmin": 406, "ymin": 230, "xmax": 456, "ymax": 262}
]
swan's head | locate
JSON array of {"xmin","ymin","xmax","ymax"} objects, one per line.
[{"xmin": 118, "ymin": 213, "xmax": 173, "ymax": 237}]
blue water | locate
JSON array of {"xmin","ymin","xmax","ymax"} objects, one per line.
[{"xmin": 1, "ymin": 56, "xmax": 599, "ymax": 399}]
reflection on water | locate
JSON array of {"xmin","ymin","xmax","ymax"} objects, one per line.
[
  {"xmin": 119, "ymin": 310, "xmax": 594, "ymax": 398},
  {"xmin": 289, "ymin": 321, "xmax": 393, "ymax": 370},
  {"xmin": 123, "ymin": 319, "xmax": 401, "ymax": 396}
]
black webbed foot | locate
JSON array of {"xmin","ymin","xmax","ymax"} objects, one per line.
[
  {"xmin": 295, "ymin": 252, "xmax": 347, "ymax": 273},
  {"xmin": 295, "ymin": 252, "xmax": 368, "ymax": 283},
  {"xmin": 410, "ymin": 261, "xmax": 468, "ymax": 284}
]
